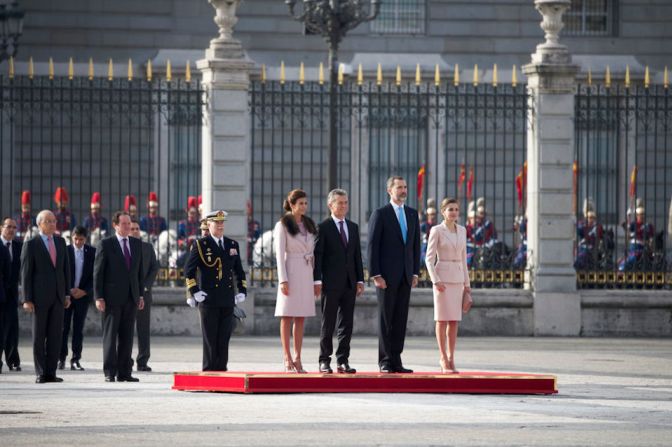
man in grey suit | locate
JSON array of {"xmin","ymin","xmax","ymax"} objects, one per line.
[
  {"xmin": 130, "ymin": 220, "xmax": 159, "ymax": 372},
  {"xmin": 21, "ymin": 210, "xmax": 71, "ymax": 383},
  {"xmin": 94, "ymin": 211, "xmax": 144, "ymax": 382}
]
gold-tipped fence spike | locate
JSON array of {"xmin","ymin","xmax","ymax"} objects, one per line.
[
  {"xmin": 166, "ymin": 60, "xmax": 172, "ymax": 82},
  {"xmin": 605, "ymin": 66, "xmax": 611, "ymax": 88},
  {"xmin": 434, "ymin": 64, "xmax": 440, "ymax": 86},
  {"xmin": 261, "ymin": 64, "xmax": 267, "ymax": 83},
  {"xmin": 338, "ymin": 63, "xmax": 344, "ymax": 85},
  {"xmin": 88, "ymin": 58, "xmax": 94, "ymax": 80},
  {"xmin": 376, "ymin": 63, "xmax": 382, "ymax": 86},
  {"xmin": 185, "ymin": 60, "xmax": 191, "ymax": 82},
  {"xmin": 9, "ymin": 56, "xmax": 15, "ymax": 79},
  {"xmin": 48, "ymin": 58, "xmax": 54, "ymax": 80},
  {"xmin": 357, "ymin": 64, "xmax": 363, "ymax": 85},
  {"xmin": 280, "ymin": 61, "xmax": 285, "ymax": 84},
  {"xmin": 453, "ymin": 64, "xmax": 459, "ymax": 86},
  {"xmin": 473, "ymin": 64, "xmax": 479, "ymax": 86},
  {"xmin": 644, "ymin": 66, "xmax": 650, "ymax": 88},
  {"xmin": 665, "ymin": 66, "xmax": 669, "ymax": 89},
  {"xmin": 492, "ymin": 63, "xmax": 498, "ymax": 87},
  {"xmin": 587, "ymin": 68, "xmax": 592, "ymax": 86},
  {"xmin": 128, "ymin": 59, "xmax": 133, "ymax": 81},
  {"xmin": 415, "ymin": 64, "xmax": 421, "ymax": 86},
  {"xmin": 395, "ymin": 65, "xmax": 401, "ymax": 86},
  {"xmin": 28, "ymin": 57, "xmax": 34, "ymax": 79},
  {"xmin": 107, "ymin": 58, "xmax": 113, "ymax": 81},
  {"xmin": 146, "ymin": 60, "xmax": 153, "ymax": 82},
  {"xmin": 299, "ymin": 62, "xmax": 305, "ymax": 85},
  {"xmin": 68, "ymin": 57, "xmax": 74, "ymax": 80},
  {"xmin": 625, "ymin": 65, "xmax": 630, "ymax": 88},
  {"xmin": 318, "ymin": 62, "xmax": 324, "ymax": 85},
  {"xmin": 512, "ymin": 65, "xmax": 518, "ymax": 87}
]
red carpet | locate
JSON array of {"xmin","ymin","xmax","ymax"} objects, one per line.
[{"xmin": 172, "ymin": 371, "xmax": 557, "ymax": 395}]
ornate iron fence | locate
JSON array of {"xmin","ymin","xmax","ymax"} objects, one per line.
[
  {"xmin": 574, "ymin": 81, "xmax": 672, "ymax": 289},
  {"xmin": 248, "ymin": 75, "xmax": 528, "ymax": 288}
]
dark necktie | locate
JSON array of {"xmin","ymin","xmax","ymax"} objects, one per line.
[
  {"xmin": 338, "ymin": 220, "xmax": 348, "ymax": 248},
  {"xmin": 219, "ymin": 239, "xmax": 224, "ymax": 252},
  {"xmin": 122, "ymin": 238, "xmax": 131, "ymax": 270},
  {"xmin": 6, "ymin": 242, "xmax": 11, "ymax": 261}
]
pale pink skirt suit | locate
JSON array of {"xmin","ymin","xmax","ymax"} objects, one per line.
[
  {"xmin": 425, "ymin": 223, "xmax": 471, "ymax": 321},
  {"xmin": 274, "ymin": 220, "xmax": 316, "ymax": 317}
]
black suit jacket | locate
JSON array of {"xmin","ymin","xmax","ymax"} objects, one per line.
[
  {"xmin": 313, "ymin": 217, "xmax": 364, "ymax": 291},
  {"xmin": 20, "ymin": 235, "xmax": 71, "ymax": 305},
  {"xmin": 68, "ymin": 244, "xmax": 95, "ymax": 301},
  {"xmin": 139, "ymin": 240, "xmax": 159, "ymax": 303},
  {"xmin": 6, "ymin": 239, "xmax": 22, "ymax": 303},
  {"xmin": 368, "ymin": 203, "xmax": 421, "ymax": 287},
  {"xmin": 0, "ymin": 243, "xmax": 11, "ymax": 304},
  {"xmin": 93, "ymin": 236, "xmax": 144, "ymax": 306}
]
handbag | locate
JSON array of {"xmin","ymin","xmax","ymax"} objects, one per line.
[{"xmin": 462, "ymin": 288, "xmax": 473, "ymax": 314}]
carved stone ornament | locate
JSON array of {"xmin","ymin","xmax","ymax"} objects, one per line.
[
  {"xmin": 206, "ymin": 0, "xmax": 244, "ymax": 59},
  {"xmin": 531, "ymin": 0, "xmax": 571, "ymax": 64}
]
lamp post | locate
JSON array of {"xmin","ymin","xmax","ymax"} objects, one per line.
[
  {"xmin": 286, "ymin": 0, "xmax": 381, "ymax": 191},
  {"xmin": 0, "ymin": 0, "xmax": 25, "ymax": 63}
]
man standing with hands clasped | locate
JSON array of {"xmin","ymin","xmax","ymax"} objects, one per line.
[
  {"xmin": 313, "ymin": 189, "xmax": 364, "ymax": 374},
  {"xmin": 185, "ymin": 210, "xmax": 246, "ymax": 372},
  {"xmin": 94, "ymin": 211, "xmax": 144, "ymax": 382},
  {"xmin": 368, "ymin": 176, "xmax": 421, "ymax": 374},
  {"xmin": 21, "ymin": 210, "xmax": 71, "ymax": 383}
]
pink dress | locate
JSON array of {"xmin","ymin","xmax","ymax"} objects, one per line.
[
  {"xmin": 274, "ymin": 220, "xmax": 316, "ymax": 317},
  {"xmin": 425, "ymin": 223, "xmax": 470, "ymax": 321}
]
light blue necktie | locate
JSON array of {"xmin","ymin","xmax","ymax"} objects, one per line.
[{"xmin": 396, "ymin": 205, "xmax": 407, "ymax": 243}]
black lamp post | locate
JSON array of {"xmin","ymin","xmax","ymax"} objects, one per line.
[
  {"xmin": 0, "ymin": 0, "xmax": 25, "ymax": 62},
  {"xmin": 286, "ymin": 0, "xmax": 381, "ymax": 191}
]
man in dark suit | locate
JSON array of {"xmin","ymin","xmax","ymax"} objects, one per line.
[
  {"xmin": 130, "ymin": 220, "xmax": 159, "ymax": 372},
  {"xmin": 184, "ymin": 210, "xmax": 247, "ymax": 371},
  {"xmin": 59, "ymin": 226, "xmax": 95, "ymax": 371},
  {"xmin": 1, "ymin": 218, "xmax": 22, "ymax": 371},
  {"xmin": 94, "ymin": 211, "xmax": 144, "ymax": 382},
  {"xmin": 368, "ymin": 176, "xmax": 421, "ymax": 374},
  {"xmin": 0, "ymin": 238, "xmax": 11, "ymax": 374},
  {"xmin": 314, "ymin": 189, "xmax": 364, "ymax": 374},
  {"xmin": 21, "ymin": 210, "xmax": 71, "ymax": 383}
]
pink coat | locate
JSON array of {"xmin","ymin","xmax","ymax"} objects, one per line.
[{"xmin": 274, "ymin": 220, "xmax": 316, "ymax": 317}]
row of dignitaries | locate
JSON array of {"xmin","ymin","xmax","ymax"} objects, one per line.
[{"xmin": 1, "ymin": 218, "xmax": 22, "ymax": 372}]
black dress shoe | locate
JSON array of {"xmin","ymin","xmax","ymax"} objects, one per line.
[
  {"xmin": 9, "ymin": 365, "xmax": 21, "ymax": 371},
  {"xmin": 105, "ymin": 376, "xmax": 116, "ymax": 382},
  {"xmin": 395, "ymin": 366, "xmax": 413, "ymax": 374},
  {"xmin": 36, "ymin": 375, "xmax": 48, "ymax": 383},
  {"xmin": 117, "ymin": 375, "xmax": 140, "ymax": 382},
  {"xmin": 137, "ymin": 365, "xmax": 152, "ymax": 372},
  {"xmin": 46, "ymin": 376, "xmax": 63, "ymax": 383},
  {"xmin": 58, "ymin": 360, "xmax": 65, "ymax": 370},
  {"xmin": 379, "ymin": 365, "xmax": 394, "ymax": 373},
  {"xmin": 337, "ymin": 363, "xmax": 356, "ymax": 374},
  {"xmin": 71, "ymin": 361, "xmax": 85, "ymax": 371},
  {"xmin": 319, "ymin": 362, "xmax": 333, "ymax": 373}
]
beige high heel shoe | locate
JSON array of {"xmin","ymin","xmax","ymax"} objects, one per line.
[
  {"xmin": 448, "ymin": 358, "xmax": 459, "ymax": 374},
  {"xmin": 293, "ymin": 358, "xmax": 307, "ymax": 374},
  {"xmin": 284, "ymin": 358, "xmax": 296, "ymax": 373},
  {"xmin": 439, "ymin": 357, "xmax": 450, "ymax": 374}
]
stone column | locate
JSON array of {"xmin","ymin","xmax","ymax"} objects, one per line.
[
  {"xmin": 523, "ymin": 0, "xmax": 580, "ymax": 335},
  {"xmin": 198, "ymin": 0, "xmax": 253, "ymax": 264}
]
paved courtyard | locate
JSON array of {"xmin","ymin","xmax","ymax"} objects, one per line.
[{"xmin": 1, "ymin": 335, "xmax": 671, "ymax": 446}]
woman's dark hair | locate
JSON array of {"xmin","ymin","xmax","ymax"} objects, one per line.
[{"xmin": 280, "ymin": 189, "xmax": 317, "ymax": 235}]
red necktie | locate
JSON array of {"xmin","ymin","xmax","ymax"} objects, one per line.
[{"xmin": 47, "ymin": 237, "xmax": 57, "ymax": 267}]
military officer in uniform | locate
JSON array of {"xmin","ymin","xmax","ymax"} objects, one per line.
[{"xmin": 184, "ymin": 210, "xmax": 247, "ymax": 371}]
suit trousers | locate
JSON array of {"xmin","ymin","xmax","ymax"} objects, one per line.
[
  {"xmin": 2, "ymin": 300, "xmax": 20, "ymax": 367},
  {"xmin": 376, "ymin": 278, "xmax": 411, "ymax": 368},
  {"xmin": 102, "ymin": 297, "xmax": 137, "ymax": 378},
  {"xmin": 32, "ymin": 297, "xmax": 65, "ymax": 377},
  {"xmin": 199, "ymin": 306, "xmax": 234, "ymax": 371},
  {"xmin": 319, "ymin": 286, "xmax": 356, "ymax": 364},
  {"xmin": 60, "ymin": 299, "xmax": 90, "ymax": 362},
  {"xmin": 135, "ymin": 296, "xmax": 151, "ymax": 367}
]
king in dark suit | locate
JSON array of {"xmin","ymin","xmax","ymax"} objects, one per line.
[
  {"xmin": 368, "ymin": 176, "xmax": 421, "ymax": 374},
  {"xmin": 20, "ymin": 210, "xmax": 72, "ymax": 383},
  {"xmin": 185, "ymin": 210, "xmax": 247, "ymax": 371},
  {"xmin": 1, "ymin": 218, "xmax": 22, "ymax": 371},
  {"xmin": 59, "ymin": 226, "xmax": 95, "ymax": 371},
  {"xmin": 94, "ymin": 211, "xmax": 145, "ymax": 382},
  {"xmin": 313, "ymin": 189, "xmax": 364, "ymax": 374}
]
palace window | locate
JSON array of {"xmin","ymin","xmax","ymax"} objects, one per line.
[
  {"xmin": 564, "ymin": 0, "xmax": 617, "ymax": 36},
  {"xmin": 371, "ymin": 0, "xmax": 426, "ymax": 35}
]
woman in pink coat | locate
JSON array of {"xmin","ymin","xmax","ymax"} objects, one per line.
[
  {"xmin": 274, "ymin": 189, "xmax": 317, "ymax": 373},
  {"xmin": 424, "ymin": 197, "xmax": 471, "ymax": 373}
]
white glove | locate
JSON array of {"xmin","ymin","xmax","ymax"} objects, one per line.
[
  {"xmin": 193, "ymin": 291, "xmax": 207, "ymax": 303},
  {"xmin": 186, "ymin": 297, "xmax": 196, "ymax": 308},
  {"xmin": 234, "ymin": 293, "xmax": 246, "ymax": 304}
]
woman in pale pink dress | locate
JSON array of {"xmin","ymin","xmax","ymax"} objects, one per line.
[
  {"xmin": 425, "ymin": 198, "xmax": 471, "ymax": 373},
  {"xmin": 274, "ymin": 189, "xmax": 317, "ymax": 373}
]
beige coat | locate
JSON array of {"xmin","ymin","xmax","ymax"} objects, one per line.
[
  {"xmin": 274, "ymin": 220, "xmax": 316, "ymax": 317},
  {"xmin": 425, "ymin": 223, "xmax": 470, "ymax": 286}
]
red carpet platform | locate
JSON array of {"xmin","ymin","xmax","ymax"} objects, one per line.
[{"xmin": 172, "ymin": 371, "xmax": 557, "ymax": 395}]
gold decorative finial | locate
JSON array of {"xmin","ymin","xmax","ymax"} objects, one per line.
[
  {"xmin": 68, "ymin": 57, "xmax": 74, "ymax": 80},
  {"xmin": 473, "ymin": 64, "xmax": 479, "ymax": 86},
  {"xmin": 48, "ymin": 58, "xmax": 54, "ymax": 80},
  {"xmin": 280, "ymin": 61, "xmax": 285, "ymax": 84},
  {"xmin": 512, "ymin": 65, "xmax": 518, "ymax": 87},
  {"xmin": 88, "ymin": 58, "xmax": 94, "ymax": 80},
  {"xmin": 318, "ymin": 62, "xmax": 324, "ymax": 85},
  {"xmin": 644, "ymin": 66, "xmax": 650, "ymax": 88},
  {"xmin": 587, "ymin": 68, "xmax": 592, "ymax": 86},
  {"xmin": 625, "ymin": 65, "xmax": 630, "ymax": 88},
  {"xmin": 185, "ymin": 60, "xmax": 191, "ymax": 82},
  {"xmin": 9, "ymin": 56, "xmax": 15, "ymax": 79},
  {"xmin": 147, "ymin": 60, "xmax": 152, "ymax": 82},
  {"xmin": 605, "ymin": 66, "xmax": 611, "ymax": 88},
  {"xmin": 28, "ymin": 57, "xmax": 34, "ymax": 80},
  {"xmin": 299, "ymin": 62, "xmax": 305, "ymax": 85},
  {"xmin": 395, "ymin": 65, "xmax": 401, "ymax": 86},
  {"xmin": 261, "ymin": 64, "xmax": 267, "ymax": 83},
  {"xmin": 357, "ymin": 64, "xmax": 363, "ymax": 86},
  {"xmin": 166, "ymin": 60, "xmax": 172, "ymax": 82},
  {"xmin": 128, "ymin": 59, "xmax": 133, "ymax": 81},
  {"xmin": 492, "ymin": 63, "xmax": 498, "ymax": 87},
  {"xmin": 415, "ymin": 64, "xmax": 421, "ymax": 86},
  {"xmin": 434, "ymin": 64, "xmax": 440, "ymax": 86},
  {"xmin": 107, "ymin": 58, "xmax": 114, "ymax": 81},
  {"xmin": 338, "ymin": 63, "xmax": 344, "ymax": 85},
  {"xmin": 376, "ymin": 63, "xmax": 382, "ymax": 86},
  {"xmin": 453, "ymin": 64, "xmax": 459, "ymax": 86},
  {"xmin": 664, "ymin": 66, "xmax": 669, "ymax": 89}
]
